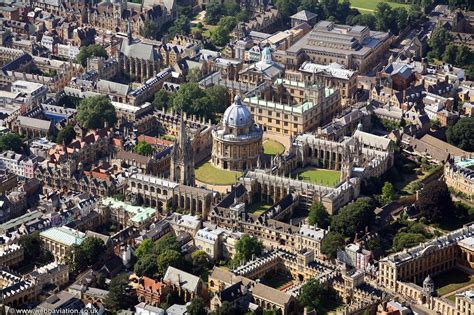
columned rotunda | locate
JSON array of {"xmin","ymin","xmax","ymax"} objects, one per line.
[{"xmin": 211, "ymin": 95, "xmax": 263, "ymax": 171}]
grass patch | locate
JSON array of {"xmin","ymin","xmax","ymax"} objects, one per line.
[
  {"xmin": 344, "ymin": 0, "xmax": 410, "ymax": 13},
  {"xmin": 434, "ymin": 269, "xmax": 474, "ymax": 296},
  {"xmin": 247, "ymin": 201, "xmax": 272, "ymax": 216},
  {"xmin": 298, "ymin": 168, "xmax": 341, "ymax": 187},
  {"xmin": 263, "ymin": 140, "xmax": 285, "ymax": 155},
  {"xmin": 195, "ymin": 162, "xmax": 242, "ymax": 185}
]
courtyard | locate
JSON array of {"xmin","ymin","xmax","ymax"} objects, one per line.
[
  {"xmin": 263, "ymin": 139, "xmax": 285, "ymax": 155},
  {"xmin": 247, "ymin": 201, "xmax": 273, "ymax": 216},
  {"xmin": 195, "ymin": 162, "xmax": 242, "ymax": 185},
  {"xmin": 434, "ymin": 269, "xmax": 474, "ymax": 297},
  {"xmin": 297, "ymin": 168, "xmax": 341, "ymax": 187}
]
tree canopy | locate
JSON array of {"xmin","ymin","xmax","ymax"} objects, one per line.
[
  {"xmin": 66, "ymin": 237, "xmax": 106, "ymax": 273},
  {"xmin": 77, "ymin": 95, "xmax": 116, "ymax": 129},
  {"xmin": 321, "ymin": 231, "xmax": 345, "ymax": 259},
  {"xmin": 152, "ymin": 89, "xmax": 171, "ymax": 110},
  {"xmin": 187, "ymin": 297, "xmax": 207, "ymax": 315},
  {"xmin": 134, "ymin": 141, "xmax": 154, "ymax": 156},
  {"xmin": 416, "ymin": 180, "xmax": 454, "ymax": 223},
  {"xmin": 393, "ymin": 232, "xmax": 427, "ymax": 251},
  {"xmin": 428, "ymin": 27, "xmax": 451, "ymax": 60},
  {"xmin": 170, "ymin": 83, "xmax": 228, "ymax": 121},
  {"xmin": 382, "ymin": 182, "xmax": 396, "ymax": 203},
  {"xmin": 234, "ymin": 234, "xmax": 263, "ymax": 264},
  {"xmin": 134, "ymin": 234, "xmax": 183, "ymax": 278},
  {"xmin": 308, "ymin": 202, "xmax": 330, "ymax": 228},
  {"xmin": 19, "ymin": 231, "xmax": 53, "ymax": 264},
  {"xmin": 0, "ymin": 133, "xmax": 23, "ymax": 153},
  {"xmin": 298, "ymin": 278, "xmax": 339, "ymax": 313},
  {"xmin": 105, "ymin": 274, "xmax": 137, "ymax": 312},
  {"xmin": 447, "ymin": 117, "xmax": 474, "ymax": 152},
  {"xmin": 76, "ymin": 44, "xmax": 108, "ymax": 67},
  {"xmin": 56, "ymin": 125, "xmax": 76, "ymax": 146},
  {"xmin": 330, "ymin": 197, "xmax": 376, "ymax": 237}
]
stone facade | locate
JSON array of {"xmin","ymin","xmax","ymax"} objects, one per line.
[{"xmin": 212, "ymin": 95, "xmax": 263, "ymax": 171}]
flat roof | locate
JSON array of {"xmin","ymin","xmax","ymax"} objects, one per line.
[{"xmin": 102, "ymin": 197, "xmax": 156, "ymax": 223}]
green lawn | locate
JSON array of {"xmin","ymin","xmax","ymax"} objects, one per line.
[
  {"xmin": 344, "ymin": 0, "xmax": 410, "ymax": 13},
  {"xmin": 434, "ymin": 269, "xmax": 474, "ymax": 296},
  {"xmin": 247, "ymin": 201, "xmax": 272, "ymax": 216},
  {"xmin": 263, "ymin": 140, "xmax": 285, "ymax": 155},
  {"xmin": 298, "ymin": 168, "xmax": 341, "ymax": 187},
  {"xmin": 195, "ymin": 162, "xmax": 242, "ymax": 185}
]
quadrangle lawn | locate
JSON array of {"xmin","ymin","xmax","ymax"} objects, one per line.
[
  {"xmin": 195, "ymin": 162, "xmax": 242, "ymax": 185},
  {"xmin": 298, "ymin": 168, "xmax": 341, "ymax": 187},
  {"xmin": 247, "ymin": 201, "xmax": 273, "ymax": 216},
  {"xmin": 433, "ymin": 269, "xmax": 474, "ymax": 296},
  {"xmin": 263, "ymin": 140, "xmax": 285, "ymax": 155},
  {"xmin": 344, "ymin": 0, "xmax": 410, "ymax": 13}
]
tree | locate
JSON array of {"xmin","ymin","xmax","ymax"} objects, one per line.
[
  {"xmin": 234, "ymin": 234, "xmax": 263, "ymax": 264},
  {"xmin": 275, "ymin": 0, "xmax": 298, "ymax": 19},
  {"xmin": 134, "ymin": 253, "xmax": 158, "ymax": 277},
  {"xmin": 156, "ymin": 249, "xmax": 182, "ymax": 276},
  {"xmin": 298, "ymin": 0, "xmax": 321, "ymax": 15},
  {"xmin": 81, "ymin": 237, "xmax": 106, "ymax": 266},
  {"xmin": 298, "ymin": 278, "xmax": 338, "ymax": 313},
  {"xmin": 330, "ymin": 197, "xmax": 376, "ymax": 237},
  {"xmin": 205, "ymin": 1, "xmax": 223, "ymax": 24},
  {"xmin": 382, "ymin": 182, "xmax": 395, "ymax": 202},
  {"xmin": 393, "ymin": 232, "xmax": 426, "ymax": 251},
  {"xmin": 443, "ymin": 44, "xmax": 458, "ymax": 65},
  {"xmin": 19, "ymin": 231, "xmax": 53, "ymax": 263},
  {"xmin": 374, "ymin": 3, "xmax": 395, "ymax": 33},
  {"xmin": 455, "ymin": 45, "xmax": 472, "ymax": 67},
  {"xmin": 320, "ymin": 0, "xmax": 338, "ymax": 20},
  {"xmin": 135, "ymin": 238, "xmax": 153, "ymax": 260},
  {"xmin": 187, "ymin": 67, "xmax": 203, "ymax": 83},
  {"xmin": 210, "ymin": 16, "xmax": 237, "ymax": 47},
  {"xmin": 141, "ymin": 20, "xmax": 160, "ymax": 39},
  {"xmin": 206, "ymin": 85, "xmax": 229, "ymax": 114},
  {"xmin": 416, "ymin": 180, "xmax": 454, "ymax": 222},
  {"xmin": 321, "ymin": 231, "xmax": 345, "ymax": 259},
  {"xmin": 134, "ymin": 141, "xmax": 154, "ymax": 156},
  {"xmin": 428, "ymin": 27, "xmax": 450, "ymax": 59},
  {"xmin": 192, "ymin": 250, "xmax": 210, "ymax": 272},
  {"xmin": 447, "ymin": 117, "xmax": 474, "ymax": 151},
  {"xmin": 152, "ymin": 89, "xmax": 170, "ymax": 110},
  {"xmin": 105, "ymin": 274, "xmax": 137, "ymax": 312},
  {"xmin": 308, "ymin": 202, "xmax": 329, "ymax": 228},
  {"xmin": 154, "ymin": 234, "xmax": 180, "ymax": 254},
  {"xmin": 77, "ymin": 95, "xmax": 116, "ymax": 129},
  {"xmin": 76, "ymin": 44, "xmax": 107, "ymax": 67},
  {"xmin": 187, "ymin": 297, "xmax": 207, "ymax": 315},
  {"xmin": 169, "ymin": 16, "xmax": 191, "ymax": 37},
  {"xmin": 347, "ymin": 14, "xmax": 376, "ymax": 30},
  {"xmin": 0, "ymin": 133, "xmax": 23, "ymax": 153},
  {"xmin": 67, "ymin": 237, "xmax": 106, "ymax": 272},
  {"xmin": 211, "ymin": 301, "xmax": 242, "ymax": 315},
  {"xmin": 393, "ymin": 7, "xmax": 408, "ymax": 34},
  {"xmin": 223, "ymin": 0, "xmax": 240, "ymax": 16},
  {"xmin": 56, "ymin": 125, "xmax": 76, "ymax": 145}
]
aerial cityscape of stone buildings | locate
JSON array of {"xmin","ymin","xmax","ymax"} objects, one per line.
[{"xmin": 0, "ymin": 0, "xmax": 472, "ymax": 314}]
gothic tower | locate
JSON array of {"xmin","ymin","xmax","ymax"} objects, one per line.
[{"xmin": 170, "ymin": 115, "xmax": 195, "ymax": 186}]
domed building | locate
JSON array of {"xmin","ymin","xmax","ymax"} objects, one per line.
[{"xmin": 211, "ymin": 95, "xmax": 263, "ymax": 171}]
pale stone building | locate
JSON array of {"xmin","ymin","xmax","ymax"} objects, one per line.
[{"xmin": 211, "ymin": 95, "xmax": 263, "ymax": 171}]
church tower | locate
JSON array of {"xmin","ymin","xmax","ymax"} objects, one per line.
[{"xmin": 170, "ymin": 115, "xmax": 195, "ymax": 186}]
